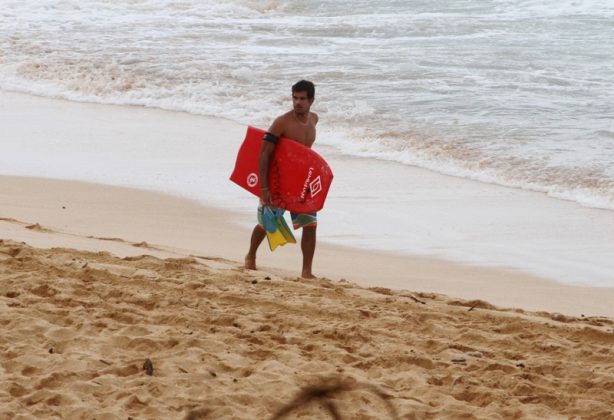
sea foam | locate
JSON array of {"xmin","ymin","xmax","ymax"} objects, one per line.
[{"xmin": 1, "ymin": 0, "xmax": 613, "ymax": 210}]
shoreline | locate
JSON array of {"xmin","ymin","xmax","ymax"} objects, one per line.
[
  {"xmin": 2, "ymin": 175, "xmax": 613, "ymax": 319},
  {"xmin": 3, "ymin": 89, "xmax": 614, "ymax": 290}
]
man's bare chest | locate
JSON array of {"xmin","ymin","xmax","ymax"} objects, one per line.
[{"xmin": 283, "ymin": 124, "xmax": 316, "ymax": 148}]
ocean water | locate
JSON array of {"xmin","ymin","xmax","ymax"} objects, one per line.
[{"xmin": 1, "ymin": 0, "xmax": 614, "ymax": 211}]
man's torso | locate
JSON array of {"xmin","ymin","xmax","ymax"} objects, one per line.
[{"xmin": 278, "ymin": 111, "xmax": 318, "ymax": 148}]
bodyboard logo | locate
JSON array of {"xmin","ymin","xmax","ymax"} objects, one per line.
[
  {"xmin": 309, "ymin": 176, "xmax": 322, "ymax": 197},
  {"xmin": 247, "ymin": 173, "xmax": 258, "ymax": 187},
  {"xmin": 300, "ymin": 167, "xmax": 314, "ymax": 202}
]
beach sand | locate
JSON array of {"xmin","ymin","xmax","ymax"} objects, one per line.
[{"xmin": 1, "ymin": 176, "xmax": 613, "ymax": 419}]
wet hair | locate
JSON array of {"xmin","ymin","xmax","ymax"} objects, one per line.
[{"xmin": 292, "ymin": 80, "xmax": 315, "ymax": 99}]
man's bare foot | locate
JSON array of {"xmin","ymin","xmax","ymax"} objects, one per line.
[
  {"xmin": 301, "ymin": 271, "xmax": 316, "ymax": 279},
  {"xmin": 244, "ymin": 255, "xmax": 256, "ymax": 270}
]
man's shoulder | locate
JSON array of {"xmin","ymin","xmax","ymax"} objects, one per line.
[
  {"xmin": 271, "ymin": 112, "xmax": 293, "ymax": 126},
  {"xmin": 281, "ymin": 111, "xmax": 296, "ymax": 120},
  {"xmin": 268, "ymin": 113, "xmax": 291, "ymax": 135},
  {"xmin": 275, "ymin": 111, "xmax": 317, "ymax": 124}
]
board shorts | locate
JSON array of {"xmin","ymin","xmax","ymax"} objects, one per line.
[{"xmin": 258, "ymin": 205, "xmax": 317, "ymax": 230}]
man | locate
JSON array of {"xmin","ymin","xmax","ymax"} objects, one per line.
[{"xmin": 244, "ymin": 80, "xmax": 319, "ymax": 278}]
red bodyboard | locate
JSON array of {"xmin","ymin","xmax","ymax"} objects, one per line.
[{"xmin": 230, "ymin": 126, "xmax": 333, "ymax": 213}]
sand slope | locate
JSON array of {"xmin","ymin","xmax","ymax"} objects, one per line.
[{"xmin": 1, "ymin": 240, "xmax": 613, "ymax": 419}]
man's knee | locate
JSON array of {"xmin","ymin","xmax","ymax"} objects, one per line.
[{"xmin": 302, "ymin": 226, "xmax": 317, "ymax": 240}]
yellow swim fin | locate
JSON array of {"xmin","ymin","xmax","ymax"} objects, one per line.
[
  {"xmin": 266, "ymin": 227, "xmax": 289, "ymax": 251},
  {"xmin": 277, "ymin": 215, "xmax": 296, "ymax": 243},
  {"xmin": 265, "ymin": 211, "xmax": 296, "ymax": 251}
]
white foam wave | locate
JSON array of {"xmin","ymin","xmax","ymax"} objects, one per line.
[
  {"xmin": 2, "ymin": 0, "xmax": 613, "ymax": 211},
  {"xmin": 318, "ymin": 127, "xmax": 614, "ymax": 211}
]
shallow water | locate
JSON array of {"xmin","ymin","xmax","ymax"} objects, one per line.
[{"xmin": 2, "ymin": 0, "xmax": 613, "ymax": 209}]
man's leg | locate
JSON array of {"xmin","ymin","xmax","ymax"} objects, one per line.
[
  {"xmin": 301, "ymin": 226, "xmax": 316, "ymax": 278},
  {"xmin": 245, "ymin": 224, "xmax": 266, "ymax": 270}
]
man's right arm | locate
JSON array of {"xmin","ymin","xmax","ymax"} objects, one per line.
[{"xmin": 259, "ymin": 117, "xmax": 284, "ymax": 206}]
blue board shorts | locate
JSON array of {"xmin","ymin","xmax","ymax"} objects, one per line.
[{"xmin": 258, "ymin": 205, "xmax": 317, "ymax": 230}]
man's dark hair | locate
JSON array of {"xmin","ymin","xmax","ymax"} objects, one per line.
[{"xmin": 292, "ymin": 80, "xmax": 315, "ymax": 99}]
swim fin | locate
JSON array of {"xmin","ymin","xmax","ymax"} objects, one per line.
[
  {"xmin": 263, "ymin": 208, "xmax": 296, "ymax": 251},
  {"xmin": 262, "ymin": 207, "xmax": 279, "ymax": 233}
]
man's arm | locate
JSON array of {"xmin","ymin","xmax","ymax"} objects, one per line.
[{"xmin": 259, "ymin": 117, "xmax": 284, "ymax": 207}]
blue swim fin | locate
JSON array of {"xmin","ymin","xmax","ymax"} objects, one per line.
[{"xmin": 262, "ymin": 207, "xmax": 279, "ymax": 233}]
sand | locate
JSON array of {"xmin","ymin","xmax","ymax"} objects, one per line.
[
  {"xmin": 2, "ymin": 175, "xmax": 613, "ymax": 318},
  {"xmin": 1, "ymin": 239, "xmax": 613, "ymax": 419},
  {"xmin": 1, "ymin": 176, "xmax": 614, "ymax": 419}
]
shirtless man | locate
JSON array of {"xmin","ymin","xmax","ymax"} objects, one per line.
[{"xmin": 244, "ymin": 80, "xmax": 319, "ymax": 278}]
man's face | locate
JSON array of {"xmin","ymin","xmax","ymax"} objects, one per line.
[{"xmin": 292, "ymin": 91, "xmax": 314, "ymax": 115}]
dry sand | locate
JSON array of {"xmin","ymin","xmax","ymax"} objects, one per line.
[
  {"xmin": 1, "ymin": 240, "xmax": 613, "ymax": 419},
  {"xmin": 1, "ymin": 176, "xmax": 614, "ymax": 419}
]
